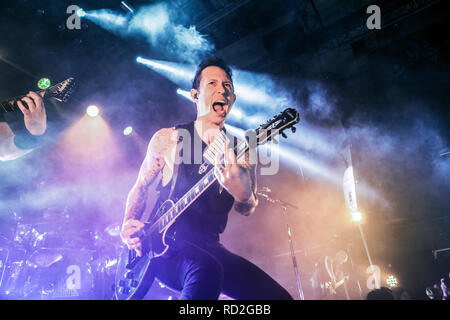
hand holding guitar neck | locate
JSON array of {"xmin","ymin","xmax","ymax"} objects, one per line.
[{"xmin": 16, "ymin": 91, "xmax": 47, "ymax": 135}]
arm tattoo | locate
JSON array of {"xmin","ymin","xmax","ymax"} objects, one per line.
[
  {"xmin": 124, "ymin": 155, "xmax": 164, "ymax": 221},
  {"xmin": 124, "ymin": 183, "xmax": 150, "ymax": 221},
  {"xmin": 123, "ymin": 127, "xmax": 175, "ymax": 222}
]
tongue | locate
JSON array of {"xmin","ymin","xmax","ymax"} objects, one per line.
[{"xmin": 212, "ymin": 103, "xmax": 225, "ymax": 112}]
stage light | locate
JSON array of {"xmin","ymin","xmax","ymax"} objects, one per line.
[
  {"xmin": 123, "ymin": 126, "xmax": 133, "ymax": 136},
  {"xmin": 351, "ymin": 210, "xmax": 363, "ymax": 222},
  {"xmin": 176, "ymin": 88, "xmax": 193, "ymax": 101},
  {"xmin": 58, "ymin": 113, "xmax": 122, "ymax": 179},
  {"xmin": 86, "ymin": 105, "xmax": 99, "ymax": 117},
  {"xmin": 232, "ymin": 108, "xmax": 243, "ymax": 120},
  {"xmin": 386, "ymin": 275, "xmax": 398, "ymax": 288},
  {"xmin": 37, "ymin": 78, "xmax": 51, "ymax": 90},
  {"xmin": 76, "ymin": 8, "xmax": 86, "ymax": 17},
  {"xmin": 224, "ymin": 123, "xmax": 342, "ymax": 183},
  {"xmin": 137, "ymin": 57, "xmax": 194, "ymax": 86},
  {"xmin": 120, "ymin": 1, "xmax": 135, "ymax": 13}
]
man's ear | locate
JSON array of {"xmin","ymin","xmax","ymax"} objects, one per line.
[{"xmin": 190, "ymin": 89, "xmax": 199, "ymax": 102}]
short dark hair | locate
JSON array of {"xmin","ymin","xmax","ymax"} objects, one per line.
[{"xmin": 191, "ymin": 56, "xmax": 233, "ymax": 90}]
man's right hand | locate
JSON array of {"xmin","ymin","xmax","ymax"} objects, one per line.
[{"xmin": 120, "ymin": 219, "xmax": 145, "ymax": 257}]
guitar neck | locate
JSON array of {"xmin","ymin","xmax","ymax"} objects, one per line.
[
  {"xmin": 0, "ymin": 90, "xmax": 46, "ymax": 115},
  {"xmin": 147, "ymin": 137, "xmax": 249, "ymax": 236},
  {"xmin": 0, "ymin": 77, "xmax": 74, "ymax": 115}
]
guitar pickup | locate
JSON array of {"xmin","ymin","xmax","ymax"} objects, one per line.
[
  {"xmin": 125, "ymin": 257, "xmax": 140, "ymax": 270},
  {"xmin": 125, "ymin": 250, "xmax": 140, "ymax": 270}
]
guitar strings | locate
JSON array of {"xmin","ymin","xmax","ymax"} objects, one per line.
[{"xmin": 155, "ymin": 138, "xmax": 248, "ymax": 233}]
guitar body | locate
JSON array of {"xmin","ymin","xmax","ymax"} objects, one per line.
[
  {"xmin": 114, "ymin": 248, "xmax": 154, "ymax": 300},
  {"xmin": 114, "ymin": 199, "xmax": 176, "ymax": 300}
]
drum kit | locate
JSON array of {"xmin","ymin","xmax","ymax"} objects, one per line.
[{"xmin": 0, "ymin": 207, "xmax": 123, "ymax": 300}]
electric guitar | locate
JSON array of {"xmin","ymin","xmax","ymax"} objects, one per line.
[
  {"xmin": 114, "ymin": 108, "xmax": 300, "ymax": 300},
  {"xmin": 0, "ymin": 78, "xmax": 76, "ymax": 115}
]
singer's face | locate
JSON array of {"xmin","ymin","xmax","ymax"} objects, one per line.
[{"xmin": 192, "ymin": 66, "xmax": 236, "ymax": 125}]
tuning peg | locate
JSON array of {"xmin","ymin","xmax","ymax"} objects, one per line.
[
  {"xmin": 281, "ymin": 131, "xmax": 287, "ymax": 139},
  {"xmin": 291, "ymin": 126, "xmax": 296, "ymax": 133}
]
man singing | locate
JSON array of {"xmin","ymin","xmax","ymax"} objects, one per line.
[{"xmin": 120, "ymin": 56, "xmax": 292, "ymax": 300}]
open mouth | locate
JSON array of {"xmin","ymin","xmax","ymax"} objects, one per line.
[{"xmin": 212, "ymin": 101, "xmax": 228, "ymax": 116}]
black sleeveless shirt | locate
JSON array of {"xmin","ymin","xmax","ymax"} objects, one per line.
[{"xmin": 154, "ymin": 121, "xmax": 235, "ymax": 245}]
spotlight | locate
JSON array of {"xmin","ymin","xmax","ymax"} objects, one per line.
[
  {"xmin": 123, "ymin": 126, "xmax": 133, "ymax": 136},
  {"xmin": 386, "ymin": 275, "xmax": 398, "ymax": 288},
  {"xmin": 76, "ymin": 8, "xmax": 86, "ymax": 17},
  {"xmin": 86, "ymin": 105, "xmax": 99, "ymax": 117},
  {"xmin": 440, "ymin": 147, "xmax": 450, "ymax": 157},
  {"xmin": 351, "ymin": 211, "xmax": 363, "ymax": 222},
  {"xmin": 176, "ymin": 88, "xmax": 193, "ymax": 101},
  {"xmin": 37, "ymin": 78, "xmax": 51, "ymax": 90},
  {"xmin": 137, "ymin": 57, "xmax": 194, "ymax": 86},
  {"xmin": 120, "ymin": 1, "xmax": 135, "ymax": 13},
  {"xmin": 231, "ymin": 108, "xmax": 243, "ymax": 120}
]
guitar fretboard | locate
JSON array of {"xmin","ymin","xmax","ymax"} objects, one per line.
[
  {"xmin": 0, "ymin": 77, "xmax": 75, "ymax": 115},
  {"xmin": 0, "ymin": 100, "xmax": 15, "ymax": 113},
  {"xmin": 0, "ymin": 90, "xmax": 45, "ymax": 114},
  {"xmin": 203, "ymin": 130, "xmax": 230, "ymax": 165}
]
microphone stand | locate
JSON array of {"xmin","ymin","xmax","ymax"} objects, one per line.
[{"xmin": 258, "ymin": 189, "xmax": 305, "ymax": 300}]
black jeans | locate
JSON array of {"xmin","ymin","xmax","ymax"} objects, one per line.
[{"xmin": 151, "ymin": 239, "xmax": 293, "ymax": 300}]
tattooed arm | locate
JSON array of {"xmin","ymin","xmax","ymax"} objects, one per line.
[{"xmin": 120, "ymin": 127, "xmax": 176, "ymax": 256}]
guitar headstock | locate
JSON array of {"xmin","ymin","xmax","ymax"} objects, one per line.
[
  {"xmin": 45, "ymin": 77, "xmax": 77, "ymax": 102},
  {"xmin": 255, "ymin": 108, "xmax": 300, "ymax": 146}
]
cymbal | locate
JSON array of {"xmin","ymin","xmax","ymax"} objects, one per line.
[
  {"xmin": 42, "ymin": 206, "xmax": 70, "ymax": 221},
  {"xmin": 27, "ymin": 249, "xmax": 63, "ymax": 268},
  {"xmin": 104, "ymin": 222, "xmax": 121, "ymax": 237},
  {"xmin": 0, "ymin": 234, "xmax": 12, "ymax": 245}
]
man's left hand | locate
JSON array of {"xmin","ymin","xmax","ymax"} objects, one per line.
[
  {"xmin": 214, "ymin": 143, "xmax": 253, "ymax": 202},
  {"xmin": 16, "ymin": 91, "xmax": 47, "ymax": 136}
]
